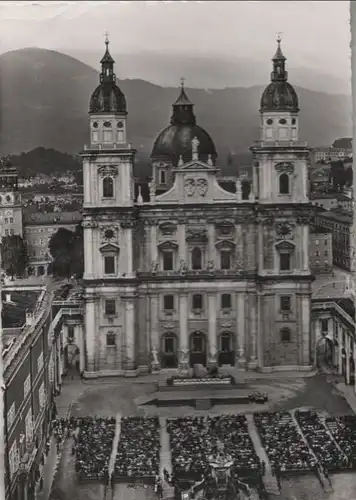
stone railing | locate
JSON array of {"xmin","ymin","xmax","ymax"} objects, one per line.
[
  {"xmin": 169, "ymin": 376, "xmax": 233, "ymax": 387},
  {"xmin": 138, "ymin": 269, "xmax": 254, "ymax": 279},
  {"xmin": 252, "ymin": 140, "xmax": 308, "ymax": 148}
]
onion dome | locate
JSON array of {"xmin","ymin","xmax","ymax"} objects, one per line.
[
  {"xmin": 151, "ymin": 79, "xmax": 217, "ymax": 165},
  {"xmin": 260, "ymin": 37, "xmax": 299, "ymax": 113},
  {"xmin": 89, "ymin": 37, "xmax": 127, "ymax": 114}
]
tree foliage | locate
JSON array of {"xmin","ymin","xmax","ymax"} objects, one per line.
[
  {"xmin": 11, "ymin": 147, "xmax": 81, "ymax": 178},
  {"xmin": 48, "ymin": 224, "xmax": 83, "ymax": 278},
  {"xmin": 1, "ymin": 234, "xmax": 28, "ymax": 278},
  {"xmin": 330, "ymin": 160, "xmax": 348, "ymax": 191}
]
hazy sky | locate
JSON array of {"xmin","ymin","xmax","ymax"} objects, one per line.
[{"xmin": 0, "ymin": 1, "xmax": 351, "ymax": 75}]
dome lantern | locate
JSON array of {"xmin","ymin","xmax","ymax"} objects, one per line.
[{"xmin": 170, "ymin": 78, "xmax": 196, "ymax": 126}]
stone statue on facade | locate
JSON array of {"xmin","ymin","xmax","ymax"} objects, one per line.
[
  {"xmin": 151, "ymin": 260, "xmax": 158, "ymax": 274},
  {"xmin": 148, "ymin": 180, "xmax": 156, "ymax": 202},
  {"xmin": 151, "ymin": 347, "xmax": 160, "ymax": 372},
  {"xmin": 192, "ymin": 136, "xmax": 200, "ymax": 161},
  {"xmin": 235, "ymin": 178, "xmax": 242, "ymax": 202},
  {"xmin": 179, "ymin": 259, "xmax": 188, "ymax": 275},
  {"xmin": 207, "ymin": 260, "xmax": 215, "ymax": 272}
]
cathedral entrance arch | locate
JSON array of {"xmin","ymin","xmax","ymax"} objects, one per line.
[
  {"xmin": 218, "ymin": 332, "xmax": 235, "ymax": 366},
  {"xmin": 189, "ymin": 331, "xmax": 207, "ymax": 367},
  {"xmin": 64, "ymin": 343, "xmax": 80, "ymax": 374},
  {"xmin": 161, "ymin": 332, "xmax": 178, "ymax": 368}
]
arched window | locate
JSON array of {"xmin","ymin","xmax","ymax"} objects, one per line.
[
  {"xmin": 279, "ymin": 173, "xmax": 290, "ymax": 194},
  {"xmin": 103, "ymin": 177, "xmax": 114, "ymax": 198},
  {"xmin": 279, "ymin": 253, "xmax": 291, "ymax": 271},
  {"xmin": 106, "ymin": 331, "xmax": 116, "ymax": 346},
  {"xmin": 220, "ymin": 250, "xmax": 231, "ymax": 270},
  {"xmin": 281, "ymin": 327, "xmax": 291, "ymax": 342},
  {"xmin": 162, "ymin": 333, "xmax": 177, "ymax": 354},
  {"xmin": 192, "ymin": 247, "xmax": 202, "ymax": 270}
]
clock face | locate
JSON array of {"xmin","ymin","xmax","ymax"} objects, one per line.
[{"xmin": 104, "ymin": 229, "xmax": 114, "ymax": 239}]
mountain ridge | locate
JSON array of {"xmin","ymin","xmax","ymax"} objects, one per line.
[{"xmin": 0, "ymin": 48, "xmax": 351, "ymax": 177}]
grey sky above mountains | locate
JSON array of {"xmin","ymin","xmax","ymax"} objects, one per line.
[{"xmin": 0, "ymin": 1, "xmax": 350, "ymax": 90}]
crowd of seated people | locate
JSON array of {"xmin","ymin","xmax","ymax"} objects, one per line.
[
  {"xmin": 295, "ymin": 410, "xmax": 346, "ymax": 471},
  {"xmin": 325, "ymin": 415, "xmax": 356, "ymax": 468},
  {"xmin": 167, "ymin": 415, "xmax": 262, "ymax": 482},
  {"xmin": 75, "ymin": 417, "xmax": 116, "ymax": 482},
  {"xmin": 115, "ymin": 417, "xmax": 160, "ymax": 480},
  {"xmin": 254, "ymin": 411, "xmax": 316, "ymax": 473}
]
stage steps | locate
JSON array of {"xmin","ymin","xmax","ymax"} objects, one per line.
[
  {"xmin": 159, "ymin": 417, "xmax": 175, "ymax": 500},
  {"xmin": 245, "ymin": 414, "xmax": 280, "ymax": 496},
  {"xmin": 195, "ymin": 399, "xmax": 212, "ymax": 410}
]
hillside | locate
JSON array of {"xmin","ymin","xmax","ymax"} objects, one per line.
[{"xmin": 0, "ymin": 48, "xmax": 352, "ymax": 177}]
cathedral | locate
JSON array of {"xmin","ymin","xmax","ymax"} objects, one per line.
[{"xmin": 81, "ymin": 37, "xmax": 314, "ymax": 377}]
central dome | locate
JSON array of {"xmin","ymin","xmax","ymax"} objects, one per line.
[{"xmin": 151, "ymin": 84, "xmax": 217, "ymax": 165}]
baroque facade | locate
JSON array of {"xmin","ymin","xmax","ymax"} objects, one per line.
[{"xmin": 82, "ymin": 37, "xmax": 314, "ymax": 376}]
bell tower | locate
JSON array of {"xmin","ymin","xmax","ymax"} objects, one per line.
[
  {"xmin": 251, "ymin": 37, "xmax": 313, "ymax": 371},
  {"xmin": 81, "ymin": 35, "xmax": 137, "ymax": 377}
]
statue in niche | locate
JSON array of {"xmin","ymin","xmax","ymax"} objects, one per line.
[
  {"xmin": 151, "ymin": 260, "xmax": 158, "ymax": 273},
  {"xmin": 207, "ymin": 260, "xmax": 215, "ymax": 272},
  {"xmin": 151, "ymin": 347, "xmax": 159, "ymax": 366},
  {"xmin": 179, "ymin": 259, "xmax": 188, "ymax": 274}
]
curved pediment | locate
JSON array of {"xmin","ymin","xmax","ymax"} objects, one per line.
[
  {"xmin": 215, "ymin": 239, "xmax": 236, "ymax": 250},
  {"xmin": 99, "ymin": 243, "xmax": 120, "ymax": 254},
  {"xmin": 159, "ymin": 222, "xmax": 177, "ymax": 235},
  {"xmin": 157, "ymin": 240, "xmax": 179, "ymax": 250}
]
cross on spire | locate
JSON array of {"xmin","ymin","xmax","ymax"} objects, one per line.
[
  {"xmin": 180, "ymin": 77, "xmax": 185, "ymax": 89},
  {"xmin": 104, "ymin": 31, "xmax": 109, "ymax": 44},
  {"xmin": 277, "ymin": 32, "xmax": 283, "ymax": 43}
]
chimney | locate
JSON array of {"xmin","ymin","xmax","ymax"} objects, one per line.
[{"xmin": 5, "ymin": 293, "xmax": 11, "ymax": 303}]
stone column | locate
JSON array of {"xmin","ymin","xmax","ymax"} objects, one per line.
[
  {"xmin": 83, "ymin": 225, "xmax": 93, "ymax": 278},
  {"xmin": 125, "ymin": 227, "xmax": 134, "ymax": 276},
  {"xmin": 314, "ymin": 318, "xmax": 321, "ymax": 367},
  {"xmin": 177, "ymin": 224, "xmax": 187, "ymax": 262},
  {"xmin": 151, "ymin": 224, "xmax": 158, "ymax": 265},
  {"xmin": 346, "ymin": 334, "xmax": 351, "ymax": 385},
  {"xmin": 77, "ymin": 324, "xmax": 85, "ymax": 373},
  {"xmin": 301, "ymin": 294, "xmax": 311, "ymax": 365},
  {"xmin": 236, "ymin": 292, "xmax": 245, "ymax": 369},
  {"xmin": 248, "ymin": 293, "xmax": 257, "ymax": 369},
  {"xmin": 179, "ymin": 293, "xmax": 189, "ymax": 372},
  {"xmin": 124, "ymin": 299, "xmax": 136, "ymax": 371},
  {"xmin": 208, "ymin": 294, "xmax": 217, "ymax": 366},
  {"xmin": 84, "ymin": 295, "xmax": 97, "ymax": 373},
  {"xmin": 150, "ymin": 294, "xmax": 160, "ymax": 370},
  {"xmin": 302, "ymin": 226, "xmax": 309, "ymax": 272}
]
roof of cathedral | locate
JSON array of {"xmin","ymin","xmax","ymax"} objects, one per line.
[
  {"xmin": 260, "ymin": 38, "xmax": 299, "ymax": 113},
  {"xmin": 89, "ymin": 39, "xmax": 127, "ymax": 114},
  {"xmin": 151, "ymin": 82, "xmax": 217, "ymax": 164}
]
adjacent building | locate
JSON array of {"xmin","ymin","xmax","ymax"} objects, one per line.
[{"xmin": 309, "ymin": 229, "xmax": 333, "ymax": 274}]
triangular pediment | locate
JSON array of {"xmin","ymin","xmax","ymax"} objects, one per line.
[
  {"xmin": 177, "ymin": 160, "xmax": 216, "ymax": 171},
  {"xmin": 275, "ymin": 240, "xmax": 295, "ymax": 251},
  {"xmin": 99, "ymin": 243, "xmax": 120, "ymax": 254},
  {"xmin": 215, "ymin": 239, "xmax": 236, "ymax": 250}
]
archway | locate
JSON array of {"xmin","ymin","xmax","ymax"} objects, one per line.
[
  {"xmin": 160, "ymin": 332, "xmax": 178, "ymax": 368},
  {"xmin": 64, "ymin": 343, "xmax": 80, "ymax": 374},
  {"xmin": 316, "ymin": 335, "xmax": 334, "ymax": 369},
  {"xmin": 27, "ymin": 267, "xmax": 34, "ymax": 277},
  {"xmin": 38, "ymin": 265, "xmax": 45, "ymax": 276},
  {"xmin": 218, "ymin": 332, "xmax": 235, "ymax": 366},
  {"xmin": 189, "ymin": 331, "xmax": 207, "ymax": 367}
]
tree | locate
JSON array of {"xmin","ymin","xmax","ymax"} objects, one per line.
[
  {"xmin": 48, "ymin": 225, "xmax": 83, "ymax": 278},
  {"xmin": 1, "ymin": 235, "xmax": 27, "ymax": 278}
]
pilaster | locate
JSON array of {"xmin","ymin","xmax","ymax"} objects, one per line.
[
  {"xmin": 236, "ymin": 292, "xmax": 246, "ymax": 369},
  {"xmin": 301, "ymin": 294, "xmax": 311, "ymax": 365},
  {"xmin": 123, "ymin": 298, "xmax": 136, "ymax": 371},
  {"xmin": 178, "ymin": 293, "xmax": 189, "ymax": 372},
  {"xmin": 337, "ymin": 322, "xmax": 342, "ymax": 375},
  {"xmin": 346, "ymin": 335, "xmax": 351, "ymax": 385},
  {"xmin": 207, "ymin": 294, "xmax": 217, "ymax": 366},
  {"xmin": 150, "ymin": 294, "xmax": 160, "ymax": 370},
  {"xmin": 84, "ymin": 294, "xmax": 98, "ymax": 374},
  {"xmin": 248, "ymin": 293, "xmax": 257, "ymax": 369},
  {"xmin": 207, "ymin": 224, "xmax": 216, "ymax": 265}
]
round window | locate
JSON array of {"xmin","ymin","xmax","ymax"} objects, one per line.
[
  {"xmin": 117, "ymin": 121, "xmax": 124, "ymax": 129},
  {"xmin": 92, "ymin": 122, "xmax": 98, "ymax": 128},
  {"xmin": 279, "ymin": 118, "xmax": 287, "ymax": 125},
  {"xmin": 266, "ymin": 119, "xmax": 273, "ymax": 125},
  {"xmin": 103, "ymin": 121, "xmax": 112, "ymax": 128},
  {"xmin": 104, "ymin": 229, "xmax": 114, "ymax": 239}
]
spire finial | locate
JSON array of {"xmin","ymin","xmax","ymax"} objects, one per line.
[
  {"xmin": 180, "ymin": 77, "xmax": 185, "ymax": 89},
  {"xmin": 277, "ymin": 32, "xmax": 282, "ymax": 44},
  {"xmin": 104, "ymin": 31, "xmax": 109, "ymax": 45}
]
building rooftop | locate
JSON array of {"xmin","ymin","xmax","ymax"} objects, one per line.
[
  {"xmin": 23, "ymin": 210, "xmax": 82, "ymax": 225},
  {"xmin": 317, "ymin": 208, "xmax": 353, "ymax": 225},
  {"xmin": 2, "ymin": 290, "xmax": 41, "ymax": 328},
  {"xmin": 310, "ymin": 227, "xmax": 332, "ymax": 235}
]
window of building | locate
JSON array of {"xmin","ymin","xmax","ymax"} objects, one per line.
[
  {"xmin": 4, "ymin": 218, "xmax": 8, "ymax": 224},
  {"xmin": 24, "ymin": 374, "xmax": 31, "ymax": 399},
  {"xmin": 37, "ymin": 353, "xmax": 44, "ymax": 372},
  {"xmin": 159, "ymin": 170, "xmax": 166, "ymax": 185},
  {"xmin": 104, "ymin": 256, "xmax": 116, "ymax": 275},
  {"xmin": 192, "ymin": 294, "xmax": 203, "ymax": 310},
  {"xmin": 321, "ymin": 318, "xmax": 328, "ymax": 332},
  {"xmin": 105, "ymin": 299, "xmax": 116, "ymax": 316},
  {"xmin": 191, "ymin": 247, "xmax": 202, "ymax": 270},
  {"xmin": 39, "ymin": 382, "xmax": 45, "ymax": 408},
  {"xmin": 163, "ymin": 295, "xmax": 174, "ymax": 311},
  {"xmin": 324, "ymin": 239, "xmax": 328, "ymax": 245},
  {"xmin": 103, "ymin": 130, "xmax": 113, "ymax": 142},
  {"xmin": 315, "ymin": 250, "xmax": 320, "ymax": 257},
  {"xmin": 92, "ymin": 131, "xmax": 99, "ymax": 142},
  {"xmin": 315, "ymin": 240, "xmax": 319, "ymax": 245},
  {"xmin": 9, "ymin": 217, "xmax": 13, "ymax": 224},
  {"xmin": 163, "ymin": 251, "xmax": 174, "ymax": 271},
  {"xmin": 324, "ymin": 250, "xmax": 328, "ymax": 256},
  {"xmin": 280, "ymin": 296, "xmax": 291, "ymax": 312},
  {"xmin": 280, "ymin": 327, "xmax": 291, "ymax": 342},
  {"xmin": 279, "ymin": 173, "xmax": 290, "ymax": 194},
  {"xmin": 7, "ymin": 402, "xmax": 15, "ymax": 429},
  {"xmin": 9, "ymin": 440, "xmax": 18, "ymax": 478},
  {"xmin": 10, "ymin": 228, "xmax": 14, "ymax": 235},
  {"xmin": 103, "ymin": 177, "xmax": 114, "ymax": 198},
  {"xmin": 67, "ymin": 326, "xmax": 75, "ymax": 340},
  {"xmin": 4, "ymin": 229, "xmax": 8, "ymax": 236},
  {"xmin": 25, "ymin": 408, "xmax": 33, "ymax": 443},
  {"xmin": 221, "ymin": 333, "xmax": 231, "ymax": 352},
  {"xmin": 279, "ymin": 253, "xmax": 291, "ymax": 271},
  {"xmin": 221, "ymin": 294, "xmax": 231, "ymax": 309},
  {"xmin": 106, "ymin": 332, "xmax": 116, "ymax": 346},
  {"xmin": 220, "ymin": 250, "xmax": 231, "ymax": 270}
]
